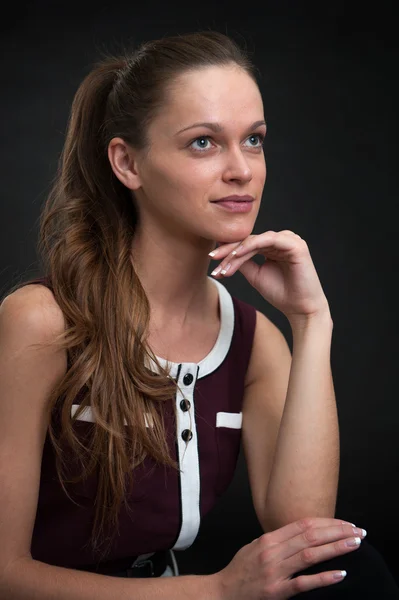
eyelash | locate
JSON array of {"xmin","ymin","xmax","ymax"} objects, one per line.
[{"xmin": 188, "ymin": 133, "xmax": 265, "ymax": 153}]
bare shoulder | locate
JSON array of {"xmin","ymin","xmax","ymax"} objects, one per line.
[
  {"xmin": 245, "ymin": 309, "xmax": 292, "ymax": 388},
  {"xmin": 0, "ymin": 281, "xmax": 68, "ymax": 417},
  {"xmin": 0, "ymin": 282, "xmax": 66, "ymax": 346}
]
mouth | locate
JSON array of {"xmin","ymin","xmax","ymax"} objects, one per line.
[
  {"xmin": 211, "ymin": 198, "xmax": 254, "ymax": 213},
  {"xmin": 211, "ymin": 195, "xmax": 255, "ymax": 203}
]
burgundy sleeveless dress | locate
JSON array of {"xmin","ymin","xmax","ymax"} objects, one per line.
[{"xmin": 23, "ymin": 275, "xmax": 257, "ymax": 572}]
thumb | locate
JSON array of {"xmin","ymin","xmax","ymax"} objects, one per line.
[{"xmin": 237, "ymin": 257, "xmax": 261, "ymax": 283}]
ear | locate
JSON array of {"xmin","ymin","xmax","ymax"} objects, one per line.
[{"xmin": 107, "ymin": 137, "xmax": 143, "ymax": 190}]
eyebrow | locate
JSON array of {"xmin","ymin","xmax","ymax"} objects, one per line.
[{"xmin": 175, "ymin": 119, "xmax": 267, "ymax": 136}]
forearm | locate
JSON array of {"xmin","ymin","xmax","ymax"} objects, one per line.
[
  {"xmin": 263, "ymin": 311, "xmax": 339, "ymax": 530},
  {"xmin": 1, "ymin": 557, "xmax": 222, "ymax": 600}
]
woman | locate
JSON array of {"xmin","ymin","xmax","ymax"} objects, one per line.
[{"xmin": 0, "ymin": 30, "xmax": 397, "ymax": 599}]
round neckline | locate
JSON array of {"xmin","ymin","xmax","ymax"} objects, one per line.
[
  {"xmin": 153, "ymin": 276, "xmax": 220, "ymax": 368},
  {"xmin": 145, "ymin": 276, "xmax": 235, "ymax": 379}
]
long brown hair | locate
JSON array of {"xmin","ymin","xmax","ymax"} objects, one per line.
[{"xmin": 3, "ymin": 30, "xmax": 260, "ymax": 560}]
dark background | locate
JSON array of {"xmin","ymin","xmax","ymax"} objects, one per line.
[{"xmin": 1, "ymin": 0, "xmax": 398, "ymax": 585}]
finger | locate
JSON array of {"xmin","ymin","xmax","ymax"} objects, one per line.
[
  {"xmin": 211, "ymin": 249, "xmax": 259, "ymax": 278},
  {"xmin": 285, "ymin": 569, "xmax": 347, "ymax": 597},
  {"xmin": 278, "ymin": 523, "xmax": 367, "ymax": 562},
  {"xmin": 258, "ymin": 517, "xmax": 358, "ymax": 546},
  {"xmin": 235, "ymin": 255, "xmax": 262, "ymax": 283},
  {"xmin": 211, "ymin": 231, "xmax": 302, "ymax": 276},
  {"xmin": 284, "ymin": 533, "xmax": 363, "ymax": 576},
  {"xmin": 232, "ymin": 230, "xmax": 302, "ymax": 258},
  {"xmin": 208, "ymin": 241, "xmax": 244, "ymax": 260}
]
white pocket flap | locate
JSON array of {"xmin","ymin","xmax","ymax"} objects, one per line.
[
  {"xmin": 216, "ymin": 411, "xmax": 242, "ymax": 429},
  {"xmin": 71, "ymin": 405, "xmax": 154, "ymax": 428}
]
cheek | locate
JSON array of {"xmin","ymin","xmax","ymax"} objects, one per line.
[
  {"xmin": 140, "ymin": 165, "xmax": 203, "ymax": 218},
  {"xmin": 154, "ymin": 158, "xmax": 217, "ymax": 200},
  {"xmin": 141, "ymin": 160, "xmax": 182, "ymax": 200},
  {"xmin": 177, "ymin": 158, "xmax": 219, "ymax": 192}
]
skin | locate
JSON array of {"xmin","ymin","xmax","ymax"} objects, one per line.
[{"xmin": 108, "ymin": 64, "xmax": 267, "ymax": 329}]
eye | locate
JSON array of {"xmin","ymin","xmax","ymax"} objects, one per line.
[
  {"xmin": 189, "ymin": 136, "xmax": 213, "ymax": 152},
  {"xmin": 188, "ymin": 133, "xmax": 265, "ymax": 153},
  {"xmin": 245, "ymin": 134, "xmax": 265, "ymax": 148}
]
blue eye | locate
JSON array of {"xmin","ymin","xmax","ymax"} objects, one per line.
[
  {"xmin": 189, "ymin": 134, "xmax": 265, "ymax": 153},
  {"xmin": 190, "ymin": 137, "xmax": 212, "ymax": 151},
  {"xmin": 247, "ymin": 134, "xmax": 265, "ymax": 147}
]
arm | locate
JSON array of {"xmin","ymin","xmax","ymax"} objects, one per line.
[
  {"xmin": 2, "ymin": 560, "xmax": 220, "ymax": 600},
  {"xmin": 0, "ymin": 286, "xmax": 221, "ymax": 600},
  {"xmin": 242, "ymin": 309, "xmax": 338, "ymax": 533},
  {"xmin": 265, "ymin": 310, "xmax": 338, "ymax": 528}
]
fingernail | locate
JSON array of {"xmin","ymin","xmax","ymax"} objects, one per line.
[
  {"xmin": 333, "ymin": 570, "xmax": 347, "ymax": 580},
  {"xmin": 346, "ymin": 537, "xmax": 361, "ymax": 547},
  {"xmin": 208, "ymin": 250, "xmax": 217, "ymax": 257},
  {"xmin": 353, "ymin": 528, "xmax": 367, "ymax": 538},
  {"xmin": 211, "ymin": 265, "xmax": 222, "ymax": 276},
  {"xmin": 220, "ymin": 263, "xmax": 231, "ymax": 276}
]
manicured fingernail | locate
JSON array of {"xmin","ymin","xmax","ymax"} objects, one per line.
[
  {"xmin": 208, "ymin": 250, "xmax": 217, "ymax": 257},
  {"xmin": 346, "ymin": 537, "xmax": 361, "ymax": 547},
  {"xmin": 220, "ymin": 263, "xmax": 231, "ymax": 275},
  {"xmin": 211, "ymin": 265, "xmax": 222, "ymax": 276},
  {"xmin": 353, "ymin": 527, "xmax": 367, "ymax": 537},
  {"xmin": 333, "ymin": 570, "xmax": 347, "ymax": 580}
]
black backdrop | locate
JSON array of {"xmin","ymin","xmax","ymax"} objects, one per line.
[{"xmin": 1, "ymin": 1, "xmax": 398, "ymax": 585}]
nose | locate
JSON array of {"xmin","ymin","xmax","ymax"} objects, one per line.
[{"xmin": 222, "ymin": 146, "xmax": 253, "ymax": 184}]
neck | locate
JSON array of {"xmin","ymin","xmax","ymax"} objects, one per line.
[{"xmin": 130, "ymin": 226, "xmax": 216, "ymax": 328}]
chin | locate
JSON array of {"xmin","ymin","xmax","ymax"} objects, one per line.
[{"xmin": 216, "ymin": 229, "xmax": 254, "ymax": 245}]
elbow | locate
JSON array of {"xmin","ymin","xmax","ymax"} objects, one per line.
[
  {"xmin": 261, "ymin": 503, "xmax": 337, "ymax": 534},
  {"xmin": 0, "ymin": 554, "xmax": 32, "ymax": 593}
]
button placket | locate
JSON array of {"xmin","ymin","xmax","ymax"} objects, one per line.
[
  {"xmin": 172, "ymin": 364, "xmax": 201, "ymax": 549},
  {"xmin": 179, "ymin": 370, "xmax": 195, "ymax": 443}
]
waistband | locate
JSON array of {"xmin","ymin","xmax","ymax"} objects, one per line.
[{"xmin": 78, "ymin": 550, "xmax": 174, "ymax": 578}]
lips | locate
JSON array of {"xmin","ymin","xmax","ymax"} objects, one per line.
[{"xmin": 212, "ymin": 195, "xmax": 254, "ymax": 203}]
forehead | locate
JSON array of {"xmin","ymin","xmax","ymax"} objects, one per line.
[{"xmin": 159, "ymin": 65, "xmax": 263, "ymax": 128}]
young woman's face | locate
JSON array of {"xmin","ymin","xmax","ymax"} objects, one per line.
[{"xmin": 133, "ymin": 64, "xmax": 267, "ymax": 245}]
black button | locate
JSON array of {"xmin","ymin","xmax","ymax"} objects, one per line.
[
  {"xmin": 180, "ymin": 399, "xmax": 191, "ymax": 412},
  {"xmin": 181, "ymin": 429, "xmax": 193, "ymax": 442},
  {"xmin": 183, "ymin": 373, "xmax": 193, "ymax": 385}
]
